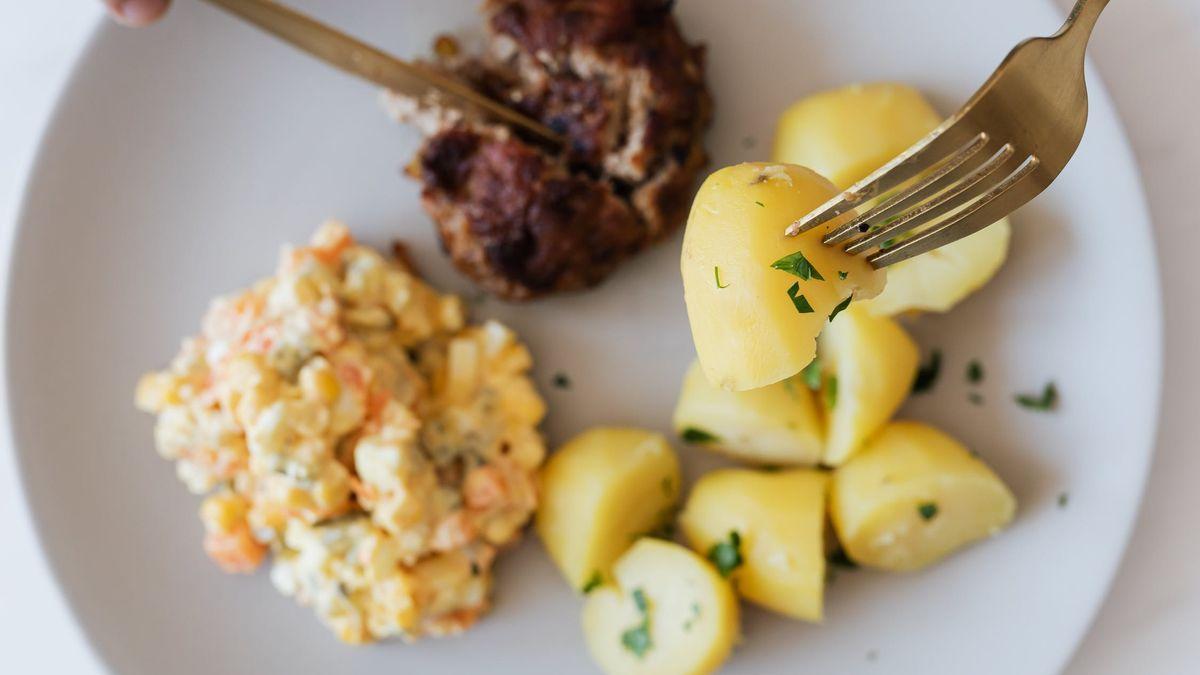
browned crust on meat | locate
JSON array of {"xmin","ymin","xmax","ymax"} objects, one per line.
[
  {"xmin": 419, "ymin": 127, "xmax": 646, "ymax": 300},
  {"xmin": 394, "ymin": 0, "xmax": 711, "ymax": 300}
]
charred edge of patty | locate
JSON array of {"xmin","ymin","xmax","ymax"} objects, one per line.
[{"xmin": 419, "ymin": 127, "xmax": 647, "ymax": 300}]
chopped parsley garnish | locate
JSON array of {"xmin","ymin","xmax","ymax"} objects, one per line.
[
  {"xmin": 829, "ymin": 295, "xmax": 852, "ymax": 322},
  {"xmin": 707, "ymin": 531, "xmax": 744, "ymax": 578},
  {"xmin": 714, "ymin": 266, "xmax": 730, "ymax": 289},
  {"xmin": 621, "ymin": 588, "xmax": 653, "ymax": 658},
  {"xmin": 917, "ymin": 502, "xmax": 939, "ymax": 521},
  {"xmin": 755, "ymin": 200, "xmax": 766, "ymax": 208},
  {"xmin": 771, "ymin": 251, "xmax": 825, "ymax": 281},
  {"xmin": 680, "ymin": 427, "xmax": 719, "ymax": 444},
  {"xmin": 824, "ymin": 376, "xmax": 839, "ymax": 409},
  {"xmin": 470, "ymin": 562, "xmax": 481, "ymax": 577},
  {"xmin": 552, "ymin": 372, "xmax": 571, "ymax": 389},
  {"xmin": 1015, "ymin": 382, "xmax": 1058, "ymax": 411},
  {"xmin": 1058, "ymin": 492, "xmax": 1070, "ymax": 509},
  {"xmin": 838, "ymin": 270, "xmax": 849, "ymax": 280},
  {"xmin": 828, "ymin": 548, "xmax": 859, "ymax": 569},
  {"xmin": 800, "ymin": 358, "xmax": 822, "ymax": 391},
  {"xmin": 682, "ymin": 602, "xmax": 702, "ymax": 631},
  {"xmin": 911, "ymin": 350, "xmax": 943, "ymax": 394},
  {"xmin": 968, "ymin": 392, "xmax": 985, "ymax": 406},
  {"xmin": 967, "ymin": 360, "xmax": 985, "ymax": 384},
  {"xmin": 582, "ymin": 571, "xmax": 603, "ymax": 594},
  {"xmin": 786, "ymin": 282, "xmax": 815, "ymax": 314}
]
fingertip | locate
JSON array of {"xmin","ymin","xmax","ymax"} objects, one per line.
[{"xmin": 108, "ymin": 0, "xmax": 171, "ymax": 27}]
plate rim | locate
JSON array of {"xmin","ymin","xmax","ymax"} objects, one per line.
[{"xmin": 0, "ymin": 3, "xmax": 1164, "ymax": 673}]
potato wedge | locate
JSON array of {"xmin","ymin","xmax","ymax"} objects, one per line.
[
  {"xmin": 830, "ymin": 421, "xmax": 1017, "ymax": 572},
  {"xmin": 772, "ymin": 82, "xmax": 1011, "ymax": 317},
  {"xmin": 679, "ymin": 469, "xmax": 828, "ymax": 622},
  {"xmin": 817, "ymin": 304, "xmax": 919, "ymax": 466},
  {"xmin": 537, "ymin": 428, "xmax": 681, "ymax": 591},
  {"xmin": 681, "ymin": 162, "xmax": 884, "ymax": 391},
  {"xmin": 672, "ymin": 360, "xmax": 823, "ymax": 466},
  {"xmin": 582, "ymin": 538, "xmax": 738, "ymax": 675},
  {"xmin": 857, "ymin": 219, "xmax": 1012, "ymax": 316}
]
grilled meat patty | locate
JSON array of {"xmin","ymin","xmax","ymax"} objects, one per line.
[{"xmin": 386, "ymin": 0, "xmax": 711, "ymax": 300}]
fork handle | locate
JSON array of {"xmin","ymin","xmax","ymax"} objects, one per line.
[{"xmin": 1062, "ymin": 0, "xmax": 1111, "ymax": 41}]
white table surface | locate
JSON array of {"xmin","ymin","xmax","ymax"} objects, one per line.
[{"xmin": 2, "ymin": 1, "xmax": 1197, "ymax": 672}]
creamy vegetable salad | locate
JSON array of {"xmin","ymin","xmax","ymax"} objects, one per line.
[{"xmin": 136, "ymin": 222, "xmax": 546, "ymax": 643}]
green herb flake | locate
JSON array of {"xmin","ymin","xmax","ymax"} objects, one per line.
[
  {"xmin": 581, "ymin": 571, "xmax": 603, "ymax": 594},
  {"xmin": 917, "ymin": 502, "xmax": 939, "ymax": 521},
  {"xmin": 912, "ymin": 350, "xmax": 943, "ymax": 394},
  {"xmin": 824, "ymin": 376, "xmax": 839, "ymax": 409},
  {"xmin": 771, "ymin": 251, "xmax": 826, "ymax": 281},
  {"xmin": 660, "ymin": 476, "xmax": 674, "ymax": 498},
  {"xmin": 552, "ymin": 372, "xmax": 571, "ymax": 390},
  {"xmin": 838, "ymin": 270, "xmax": 849, "ymax": 280},
  {"xmin": 681, "ymin": 427, "xmax": 719, "ymax": 444},
  {"xmin": 786, "ymin": 282, "xmax": 815, "ymax": 314},
  {"xmin": 621, "ymin": 588, "xmax": 653, "ymax": 658},
  {"xmin": 714, "ymin": 266, "xmax": 729, "ymax": 289},
  {"xmin": 1015, "ymin": 382, "xmax": 1059, "ymax": 411},
  {"xmin": 470, "ymin": 562, "xmax": 481, "ymax": 577},
  {"xmin": 828, "ymin": 295, "xmax": 853, "ymax": 323},
  {"xmin": 1058, "ymin": 492, "xmax": 1070, "ymax": 509},
  {"xmin": 967, "ymin": 360, "xmax": 985, "ymax": 384},
  {"xmin": 707, "ymin": 531, "xmax": 744, "ymax": 578},
  {"xmin": 800, "ymin": 358, "xmax": 822, "ymax": 391},
  {"xmin": 682, "ymin": 602, "xmax": 702, "ymax": 631},
  {"xmin": 755, "ymin": 200, "xmax": 766, "ymax": 208},
  {"xmin": 968, "ymin": 392, "xmax": 985, "ymax": 406},
  {"xmin": 621, "ymin": 623, "xmax": 652, "ymax": 658}
]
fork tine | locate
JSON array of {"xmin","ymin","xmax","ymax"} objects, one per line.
[
  {"xmin": 784, "ymin": 121, "xmax": 983, "ymax": 237},
  {"xmin": 842, "ymin": 143, "xmax": 1017, "ymax": 254},
  {"xmin": 868, "ymin": 156, "xmax": 1041, "ymax": 268},
  {"xmin": 823, "ymin": 133, "xmax": 992, "ymax": 245}
]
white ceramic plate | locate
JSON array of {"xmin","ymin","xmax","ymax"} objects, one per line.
[{"xmin": 4, "ymin": 1, "xmax": 1160, "ymax": 673}]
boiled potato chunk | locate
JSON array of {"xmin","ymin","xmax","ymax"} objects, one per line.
[
  {"xmin": 830, "ymin": 421, "xmax": 1017, "ymax": 572},
  {"xmin": 679, "ymin": 469, "xmax": 828, "ymax": 622},
  {"xmin": 773, "ymin": 82, "xmax": 942, "ymax": 190},
  {"xmin": 537, "ymin": 428, "xmax": 681, "ymax": 591},
  {"xmin": 672, "ymin": 360, "xmax": 823, "ymax": 466},
  {"xmin": 818, "ymin": 304, "xmax": 919, "ymax": 466},
  {"xmin": 582, "ymin": 538, "xmax": 738, "ymax": 675},
  {"xmin": 681, "ymin": 162, "xmax": 884, "ymax": 391},
  {"xmin": 857, "ymin": 219, "xmax": 1011, "ymax": 316},
  {"xmin": 772, "ymin": 82, "xmax": 1011, "ymax": 317},
  {"xmin": 772, "ymin": 83, "xmax": 1008, "ymax": 314}
]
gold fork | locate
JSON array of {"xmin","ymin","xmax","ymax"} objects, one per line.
[
  {"xmin": 198, "ymin": 0, "xmax": 562, "ymax": 146},
  {"xmin": 787, "ymin": 0, "xmax": 1110, "ymax": 268}
]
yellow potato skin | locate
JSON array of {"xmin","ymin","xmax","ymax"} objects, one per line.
[
  {"xmin": 582, "ymin": 539, "xmax": 739, "ymax": 675},
  {"xmin": 830, "ymin": 421, "xmax": 1017, "ymax": 572},
  {"xmin": 818, "ymin": 305, "xmax": 919, "ymax": 466},
  {"xmin": 679, "ymin": 469, "xmax": 828, "ymax": 622},
  {"xmin": 536, "ymin": 428, "xmax": 681, "ymax": 591},
  {"xmin": 772, "ymin": 82, "xmax": 1011, "ymax": 317},
  {"xmin": 857, "ymin": 219, "xmax": 1012, "ymax": 317},
  {"xmin": 773, "ymin": 82, "xmax": 941, "ymax": 190},
  {"xmin": 681, "ymin": 163, "xmax": 883, "ymax": 392},
  {"xmin": 672, "ymin": 360, "xmax": 823, "ymax": 466}
]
